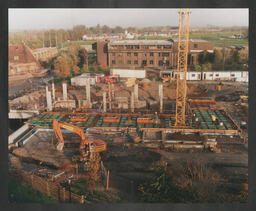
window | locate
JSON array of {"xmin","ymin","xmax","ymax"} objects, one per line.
[
  {"xmin": 166, "ymin": 61, "xmax": 170, "ymax": 66},
  {"xmin": 127, "ymin": 52, "xmax": 131, "ymax": 56},
  {"xmin": 157, "ymin": 45, "xmax": 162, "ymax": 49},
  {"xmin": 150, "ymin": 60, "xmax": 154, "ymax": 65},
  {"xmin": 192, "ymin": 74, "xmax": 195, "ymax": 77},
  {"xmin": 150, "ymin": 52, "xmax": 154, "ymax": 56},
  {"xmin": 158, "ymin": 53, "xmax": 161, "ymax": 57},
  {"xmin": 135, "ymin": 45, "xmax": 139, "ymax": 49},
  {"xmin": 112, "ymin": 60, "xmax": 115, "ymax": 64},
  {"xmin": 215, "ymin": 74, "xmax": 219, "ymax": 77},
  {"xmin": 158, "ymin": 60, "xmax": 163, "ymax": 66},
  {"xmin": 134, "ymin": 60, "xmax": 138, "ymax": 64},
  {"xmin": 112, "ymin": 53, "xmax": 115, "ymax": 56},
  {"xmin": 231, "ymin": 74, "xmax": 235, "ymax": 77},
  {"xmin": 14, "ymin": 56, "xmax": 19, "ymax": 61},
  {"xmin": 163, "ymin": 45, "xmax": 172, "ymax": 49},
  {"xmin": 162, "ymin": 53, "xmax": 169, "ymax": 57},
  {"xmin": 134, "ymin": 53, "xmax": 138, "ymax": 56},
  {"xmin": 210, "ymin": 74, "xmax": 213, "ymax": 76},
  {"xmin": 127, "ymin": 60, "xmax": 131, "ymax": 64},
  {"xmin": 142, "ymin": 60, "xmax": 147, "ymax": 65},
  {"xmin": 194, "ymin": 44, "xmax": 198, "ymax": 48}
]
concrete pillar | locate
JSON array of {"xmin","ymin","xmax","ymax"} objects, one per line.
[
  {"xmin": 131, "ymin": 92, "xmax": 135, "ymax": 113},
  {"xmin": 159, "ymin": 83, "xmax": 163, "ymax": 113},
  {"xmin": 85, "ymin": 79, "xmax": 91, "ymax": 108},
  {"xmin": 111, "ymin": 84, "xmax": 115, "ymax": 100},
  {"xmin": 162, "ymin": 131, "xmax": 167, "ymax": 141},
  {"xmin": 46, "ymin": 85, "xmax": 52, "ymax": 111},
  {"xmin": 62, "ymin": 82, "xmax": 67, "ymax": 101},
  {"xmin": 103, "ymin": 92, "xmax": 107, "ymax": 112},
  {"xmin": 52, "ymin": 82, "xmax": 55, "ymax": 101},
  {"xmin": 134, "ymin": 84, "xmax": 138, "ymax": 101}
]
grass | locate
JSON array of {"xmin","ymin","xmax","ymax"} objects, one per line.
[
  {"xmin": 139, "ymin": 30, "xmax": 248, "ymax": 47},
  {"xmin": 8, "ymin": 177, "xmax": 58, "ymax": 203},
  {"xmin": 61, "ymin": 40, "xmax": 96, "ymax": 48},
  {"xmin": 188, "ymin": 31, "xmax": 248, "ymax": 47}
]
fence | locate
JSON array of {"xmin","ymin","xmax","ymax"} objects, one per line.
[{"xmin": 12, "ymin": 169, "xmax": 90, "ymax": 204}]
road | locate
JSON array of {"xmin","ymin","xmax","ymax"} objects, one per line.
[{"xmin": 9, "ymin": 70, "xmax": 55, "ymax": 99}]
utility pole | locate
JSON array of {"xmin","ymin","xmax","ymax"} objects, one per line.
[
  {"xmin": 49, "ymin": 31, "xmax": 52, "ymax": 48},
  {"xmin": 61, "ymin": 32, "xmax": 63, "ymax": 48},
  {"xmin": 55, "ymin": 31, "xmax": 58, "ymax": 48},
  {"xmin": 43, "ymin": 31, "xmax": 45, "ymax": 48}
]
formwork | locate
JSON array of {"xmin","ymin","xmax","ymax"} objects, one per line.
[{"xmin": 28, "ymin": 108, "xmax": 239, "ymax": 135}]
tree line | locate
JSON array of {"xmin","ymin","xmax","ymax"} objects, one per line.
[
  {"xmin": 9, "ymin": 24, "xmax": 248, "ymax": 50},
  {"xmin": 191, "ymin": 46, "xmax": 248, "ymax": 71}
]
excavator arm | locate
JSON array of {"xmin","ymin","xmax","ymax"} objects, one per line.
[
  {"xmin": 53, "ymin": 119, "xmax": 88, "ymax": 153},
  {"xmin": 53, "ymin": 119, "xmax": 106, "ymax": 158}
]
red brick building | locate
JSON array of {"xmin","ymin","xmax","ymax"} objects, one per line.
[
  {"xmin": 8, "ymin": 43, "xmax": 43, "ymax": 76},
  {"xmin": 94, "ymin": 39, "xmax": 214, "ymax": 69},
  {"xmin": 172, "ymin": 39, "xmax": 214, "ymax": 66}
]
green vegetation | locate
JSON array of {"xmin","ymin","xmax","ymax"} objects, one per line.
[
  {"xmin": 62, "ymin": 40, "xmax": 96, "ymax": 48},
  {"xmin": 138, "ymin": 159, "xmax": 248, "ymax": 203},
  {"xmin": 138, "ymin": 36, "xmax": 170, "ymax": 40},
  {"xmin": 188, "ymin": 30, "xmax": 248, "ymax": 47},
  {"xmin": 8, "ymin": 177, "xmax": 57, "ymax": 203},
  {"xmin": 191, "ymin": 47, "xmax": 248, "ymax": 71},
  {"xmin": 69, "ymin": 180, "xmax": 120, "ymax": 202}
]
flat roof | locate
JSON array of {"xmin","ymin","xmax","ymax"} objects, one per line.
[
  {"xmin": 33, "ymin": 47, "xmax": 57, "ymax": 53},
  {"xmin": 110, "ymin": 40, "xmax": 173, "ymax": 46},
  {"xmin": 172, "ymin": 38, "xmax": 210, "ymax": 42}
]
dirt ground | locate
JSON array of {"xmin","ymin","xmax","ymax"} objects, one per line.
[{"xmin": 9, "ymin": 128, "xmax": 248, "ymax": 202}]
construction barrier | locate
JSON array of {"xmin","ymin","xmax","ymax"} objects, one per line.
[{"xmin": 11, "ymin": 169, "xmax": 90, "ymax": 204}]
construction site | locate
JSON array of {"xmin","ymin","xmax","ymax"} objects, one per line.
[{"xmin": 8, "ymin": 9, "xmax": 248, "ymax": 203}]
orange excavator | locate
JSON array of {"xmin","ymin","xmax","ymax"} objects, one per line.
[{"xmin": 52, "ymin": 119, "xmax": 106, "ymax": 161}]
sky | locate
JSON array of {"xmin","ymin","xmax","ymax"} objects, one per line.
[{"xmin": 8, "ymin": 9, "xmax": 248, "ymax": 31}]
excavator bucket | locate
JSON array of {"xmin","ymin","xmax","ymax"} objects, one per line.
[{"xmin": 56, "ymin": 142, "xmax": 64, "ymax": 151}]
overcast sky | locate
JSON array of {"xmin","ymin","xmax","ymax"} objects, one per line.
[{"xmin": 9, "ymin": 9, "xmax": 248, "ymax": 31}]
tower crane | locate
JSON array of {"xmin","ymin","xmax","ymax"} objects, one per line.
[{"xmin": 175, "ymin": 9, "xmax": 191, "ymax": 127}]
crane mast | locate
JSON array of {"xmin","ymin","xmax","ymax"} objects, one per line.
[{"xmin": 175, "ymin": 9, "xmax": 190, "ymax": 127}]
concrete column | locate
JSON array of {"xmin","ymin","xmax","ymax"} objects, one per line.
[
  {"xmin": 52, "ymin": 82, "xmax": 55, "ymax": 101},
  {"xmin": 85, "ymin": 79, "xmax": 91, "ymax": 108},
  {"xmin": 103, "ymin": 92, "xmax": 107, "ymax": 112},
  {"xmin": 46, "ymin": 85, "xmax": 52, "ymax": 111},
  {"xmin": 162, "ymin": 131, "xmax": 167, "ymax": 141},
  {"xmin": 134, "ymin": 84, "xmax": 138, "ymax": 101},
  {"xmin": 62, "ymin": 82, "xmax": 67, "ymax": 101},
  {"xmin": 159, "ymin": 83, "xmax": 163, "ymax": 113},
  {"xmin": 131, "ymin": 92, "xmax": 135, "ymax": 113},
  {"xmin": 111, "ymin": 84, "xmax": 115, "ymax": 100}
]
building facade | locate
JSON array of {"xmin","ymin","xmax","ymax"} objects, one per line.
[
  {"xmin": 9, "ymin": 43, "xmax": 43, "ymax": 76},
  {"xmin": 32, "ymin": 47, "xmax": 58, "ymax": 62},
  {"xmin": 172, "ymin": 39, "xmax": 214, "ymax": 66},
  {"xmin": 94, "ymin": 39, "xmax": 214, "ymax": 69}
]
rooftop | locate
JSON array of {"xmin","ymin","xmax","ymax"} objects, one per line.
[
  {"xmin": 110, "ymin": 40, "xmax": 173, "ymax": 46},
  {"xmin": 171, "ymin": 38, "xmax": 211, "ymax": 43},
  {"xmin": 32, "ymin": 47, "xmax": 58, "ymax": 53},
  {"xmin": 9, "ymin": 43, "xmax": 39, "ymax": 64}
]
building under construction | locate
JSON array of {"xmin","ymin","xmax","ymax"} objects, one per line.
[{"xmin": 8, "ymin": 9, "xmax": 248, "ymax": 203}]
